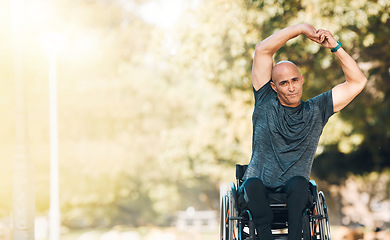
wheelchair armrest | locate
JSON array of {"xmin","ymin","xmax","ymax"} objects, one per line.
[
  {"xmin": 309, "ymin": 180, "xmax": 318, "ymax": 202},
  {"xmin": 309, "ymin": 180, "xmax": 318, "ymax": 206}
]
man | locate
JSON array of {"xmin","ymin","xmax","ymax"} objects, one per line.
[{"xmin": 239, "ymin": 23, "xmax": 367, "ymax": 240}]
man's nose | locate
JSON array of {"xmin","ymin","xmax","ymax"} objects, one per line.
[{"xmin": 288, "ymin": 82, "xmax": 295, "ymax": 91}]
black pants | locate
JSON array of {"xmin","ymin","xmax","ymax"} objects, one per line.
[{"xmin": 238, "ymin": 176, "xmax": 309, "ymax": 240}]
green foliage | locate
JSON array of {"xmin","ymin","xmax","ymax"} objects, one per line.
[{"xmin": 169, "ymin": 0, "xmax": 390, "ymax": 182}]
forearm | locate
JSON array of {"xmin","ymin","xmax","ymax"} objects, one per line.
[
  {"xmin": 331, "ymin": 46, "xmax": 368, "ymax": 112},
  {"xmin": 255, "ymin": 24, "xmax": 303, "ymax": 55},
  {"xmin": 334, "ymin": 48, "xmax": 367, "ymax": 87}
]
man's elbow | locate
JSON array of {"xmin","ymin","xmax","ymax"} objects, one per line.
[
  {"xmin": 255, "ymin": 42, "xmax": 272, "ymax": 55},
  {"xmin": 255, "ymin": 42, "xmax": 264, "ymax": 51},
  {"xmin": 349, "ymin": 74, "xmax": 367, "ymax": 92},
  {"xmin": 351, "ymin": 77, "xmax": 368, "ymax": 96},
  {"xmin": 358, "ymin": 77, "xmax": 368, "ymax": 91}
]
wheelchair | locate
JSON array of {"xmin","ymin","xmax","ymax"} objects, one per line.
[{"xmin": 220, "ymin": 164, "xmax": 331, "ymax": 240}]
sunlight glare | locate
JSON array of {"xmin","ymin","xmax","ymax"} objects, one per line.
[
  {"xmin": 139, "ymin": 0, "xmax": 185, "ymax": 29},
  {"xmin": 40, "ymin": 32, "xmax": 67, "ymax": 55},
  {"xmin": 10, "ymin": 0, "xmax": 24, "ymax": 31}
]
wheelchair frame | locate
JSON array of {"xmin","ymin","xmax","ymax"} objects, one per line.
[{"xmin": 220, "ymin": 164, "xmax": 331, "ymax": 240}]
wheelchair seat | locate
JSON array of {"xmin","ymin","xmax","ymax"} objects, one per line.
[
  {"xmin": 221, "ymin": 164, "xmax": 331, "ymax": 240},
  {"xmin": 235, "ymin": 164, "xmax": 288, "ymax": 204}
]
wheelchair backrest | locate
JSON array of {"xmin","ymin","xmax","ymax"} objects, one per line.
[{"xmin": 236, "ymin": 164, "xmax": 248, "ymax": 187}]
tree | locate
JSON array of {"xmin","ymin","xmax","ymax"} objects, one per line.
[{"xmin": 165, "ymin": 0, "xmax": 390, "ymax": 183}]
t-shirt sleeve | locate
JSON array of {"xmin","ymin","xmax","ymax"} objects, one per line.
[
  {"xmin": 253, "ymin": 80, "xmax": 275, "ymax": 106},
  {"xmin": 312, "ymin": 90, "xmax": 335, "ymax": 124}
]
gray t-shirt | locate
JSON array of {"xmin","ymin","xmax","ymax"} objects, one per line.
[{"xmin": 243, "ymin": 80, "xmax": 334, "ymax": 188}]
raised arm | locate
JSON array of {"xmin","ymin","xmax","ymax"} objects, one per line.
[
  {"xmin": 252, "ymin": 23, "xmax": 320, "ymax": 90},
  {"xmin": 317, "ymin": 29, "xmax": 368, "ymax": 112}
]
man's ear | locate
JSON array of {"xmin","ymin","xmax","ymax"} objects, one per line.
[
  {"xmin": 301, "ymin": 74, "xmax": 304, "ymax": 84},
  {"xmin": 270, "ymin": 80, "xmax": 277, "ymax": 92}
]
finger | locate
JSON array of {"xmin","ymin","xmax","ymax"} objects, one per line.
[
  {"xmin": 319, "ymin": 33, "xmax": 325, "ymax": 43},
  {"xmin": 318, "ymin": 29, "xmax": 330, "ymax": 38},
  {"xmin": 315, "ymin": 35, "xmax": 323, "ymax": 43},
  {"xmin": 313, "ymin": 36, "xmax": 323, "ymax": 44},
  {"xmin": 309, "ymin": 33, "xmax": 320, "ymax": 42},
  {"xmin": 322, "ymin": 30, "xmax": 333, "ymax": 38},
  {"xmin": 309, "ymin": 37, "xmax": 321, "ymax": 44},
  {"xmin": 321, "ymin": 30, "xmax": 330, "ymax": 37}
]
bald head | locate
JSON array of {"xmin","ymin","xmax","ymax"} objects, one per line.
[
  {"xmin": 269, "ymin": 60, "xmax": 304, "ymax": 107},
  {"xmin": 271, "ymin": 61, "xmax": 301, "ymax": 83}
]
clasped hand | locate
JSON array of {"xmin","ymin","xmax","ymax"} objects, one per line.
[{"xmin": 301, "ymin": 23, "xmax": 339, "ymax": 49}]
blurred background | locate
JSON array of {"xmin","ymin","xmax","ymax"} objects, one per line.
[{"xmin": 1, "ymin": 0, "xmax": 389, "ymax": 239}]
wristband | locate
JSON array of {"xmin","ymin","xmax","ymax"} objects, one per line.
[{"xmin": 331, "ymin": 41, "xmax": 342, "ymax": 53}]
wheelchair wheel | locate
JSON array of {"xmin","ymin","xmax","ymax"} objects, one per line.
[
  {"xmin": 318, "ymin": 191, "xmax": 331, "ymax": 240},
  {"xmin": 220, "ymin": 193, "xmax": 234, "ymax": 240},
  {"xmin": 312, "ymin": 191, "xmax": 331, "ymax": 240},
  {"xmin": 220, "ymin": 194, "xmax": 229, "ymax": 240},
  {"xmin": 220, "ymin": 190, "xmax": 237, "ymax": 240}
]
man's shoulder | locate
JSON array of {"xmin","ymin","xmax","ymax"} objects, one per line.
[
  {"xmin": 253, "ymin": 80, "xmax": 276, "ymax": 106},
  {"xmin": 305, "ymin": 90, "xmax": 335, "ymax": 122},
  {"xmin": 307, "ymin": 90, "xmax": 333, "ymax": 103}
]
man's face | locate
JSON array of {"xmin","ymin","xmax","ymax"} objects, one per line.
[{"xmin": 270, "ymin": 62, "xmax": 304, "ymax": 108}]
